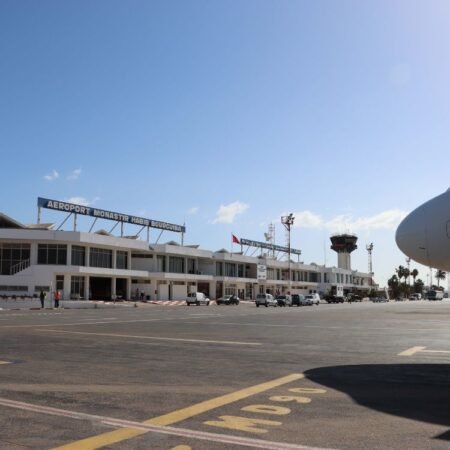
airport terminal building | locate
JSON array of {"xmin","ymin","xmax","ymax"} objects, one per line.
[{"xmin": 0, "ymin": 199, "xmax": 373, "ymax": 301}]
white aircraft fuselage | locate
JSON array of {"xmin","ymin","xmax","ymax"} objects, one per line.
[{"xmin": 396, "ymin": 189, "xmax": 450, "ymax": 271}]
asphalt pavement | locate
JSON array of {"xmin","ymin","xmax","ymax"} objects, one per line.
[{"xmin": 0, "ymin": 300, "xmax": 449, "ymax": 449}]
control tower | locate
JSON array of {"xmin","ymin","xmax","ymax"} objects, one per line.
[{"xmin": 330, "ymin": 234, "xmax": 358, "ymax": 270}]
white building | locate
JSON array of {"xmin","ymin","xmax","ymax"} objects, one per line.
[{"xmin": 0, "ymin": 201, "xmax": 373, "ymax": 301}]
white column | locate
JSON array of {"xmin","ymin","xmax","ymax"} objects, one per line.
[
  {"xmin": 67, "ymin": 245, "xmax": 72, "ymax": 266},
  {"xmin": 30, "ymin": 243, "xmax": 38, "ymax": 265},
  {"xmin": 111, "ymin": 277, "xmax": 116, "ymax": 300},
  {"xmin": 84, "ymin": 277, "xmax": 90, "ymax": 300},
  {"xmin": 126, "ymin": 278, "xmax": 131, "ymax": 300},
  {"xmin": 63, "ymin": 274, "xmax": 71, "ymax": 300},
  {"xmin": 209, "ymin": 281, "xmax": 216, "ymax": 300}
]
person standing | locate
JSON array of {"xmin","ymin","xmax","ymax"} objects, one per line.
[
  {"xmin": 39, "ymin": 289, "xmax": 45, "ymax": 309},
  {"xmin": 54, "ymin": 290, "xmax": 60, "ymax": 308}
]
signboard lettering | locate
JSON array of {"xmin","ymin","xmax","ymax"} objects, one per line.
[
  {"xmin": 37, "ymin": 197, "xmax": 185, "ymax": 233},
  {"xmin": 240, "ymin": 238, "xmax": 301, "ymax": 255}
]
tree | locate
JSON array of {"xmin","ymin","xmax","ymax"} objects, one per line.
[
  {"xmin": 414, "ymin": 278, "xmax": 424, "ymax": 294},
  {"xmin": 388, "ymin": 275, "xmax": 400, "ymax": 299},
  {"xmin": 396, "ymin": 266, "xmax": 406, "ymax": 284},
  {"xmin": 395, "ymin": 265, "xmax": 410, "ymax": 296},
  {"xmin": 411, "ymin": 269, "xmax": 419, "ymax": 284},
  {"xmin": 435, "ymin": 270, "xmax": 446, "ymax": 287}
]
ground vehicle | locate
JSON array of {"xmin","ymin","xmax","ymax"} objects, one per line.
[
  {"xmin": 372, "ymin": 297, "xmax": 389, "ymax": 303},
  {"xmin": 347, "ymin": 294, "xmax": 362, "ymax": 303},
  {"xmin": 325, "ymin": 295, "xmax": 345, "ymax": 304},
  {"xmin": 305, "ymin": 294, "xmax": 320, "ymax": 305},
  {"xmin": 426, "ymin": 290, "xmax": 444, "ymax": 301},
  {"xmin": 216, "ymin": 295, "xmax": 239, "ymax": 305},
  {"xmin": 276, "ymin": 295, "xmax": 291, "ymax": 306},
  {"xmin": 290, "ymin": 294, "xmax": 307, "ymax": 306},
  {"xmin": 186, "ymin": 292, "xmax": 210, "ymax": 306},
  {"xmin": 409, "ymin": 293, "xmax": 422, "ymax": 301},
  {"xmin": 255, "ymin": 293, "xmax": 277, "ymax": 307}
]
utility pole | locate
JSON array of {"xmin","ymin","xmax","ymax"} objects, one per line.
[
  {"xmin": 366, "ymin": 243, "xmax": 374, "ymax": 286},
  {"xmin": 281, "ymin": 213, "xmax": 295, "ymax": 295}
]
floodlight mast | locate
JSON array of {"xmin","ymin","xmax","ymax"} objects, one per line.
[
  {"xmin": 281, "ymin": 213, "xmax": 295, "ymax": 294},
  {"xmin": 366, "ymin": 242, "xmax": 374, "ymax": 285}
]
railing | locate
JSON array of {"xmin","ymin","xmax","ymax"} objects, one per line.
[{"xmin": 10, "ymin": 259, "xmax": 30, "ymax": 275}]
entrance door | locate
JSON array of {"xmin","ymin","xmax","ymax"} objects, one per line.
[
  {"xmin": 197, "ymin": 282, "xmax": 209, "ymax": 297},
  {"xmin": 116, "ymin": 278, "xmax": 127, "ymax": 300},
  {"xmin": 90, "ymin": 277, "xmax": 112, "ymax": 300}
]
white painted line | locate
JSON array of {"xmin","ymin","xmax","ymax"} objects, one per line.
[
  {"xmin": 189, "ymin": 314, "xmax": 222, "ymax": 317},
  {"xmin": 192, "ymin": 322, "xmax": 447, "ymax": 332},
  {"xmin": 422, "ymin": 349, "xmax": 450, "ymax": 354},
  {"xmin": 38, "ymin": 329, "xmax": 262, "ymax": 346},
  {"xmin": 0, "ymin": 397, "xmax": 332, "ymax": 450},
  {"xmin": 398, "ymin": 346, "xmax": 426, "ymax": 356}
]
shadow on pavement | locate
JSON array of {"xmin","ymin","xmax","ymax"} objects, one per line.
[{"xmin": 304, "ymin": 364, "xmax": 450, "ymax": 440}]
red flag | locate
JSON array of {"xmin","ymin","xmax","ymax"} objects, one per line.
[{"xmin": 232, "ymin": 234, "xmax": 240, "ymax": 244}]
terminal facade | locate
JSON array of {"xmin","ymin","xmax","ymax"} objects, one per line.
[{"xmin": 0, "ymin": 200, "xmax": 373, "ymax": 301}]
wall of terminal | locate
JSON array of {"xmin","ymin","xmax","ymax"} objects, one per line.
[{"xmin": 0, "ymin": 232, "xmax": 372, "ymax": 300}]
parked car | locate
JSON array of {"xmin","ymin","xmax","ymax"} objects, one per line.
[
  {"xmin": 426, "ymin": 290, "xmax": 444, "ymax": 301},
  {"xmin": 290, "ymin": 294, "xmax": 304, "ymax": 306},
  {"xmin": 305, "ymin": 294, "xmax": 320, "ymax": 306},
  {"xmin": 255, "ymin": 293, "xmax": 277, "ymax": 307},
  {"xmin": 216, "ymin": 295, "xmax": 239, "ymax": 305},
  {"xmin": 347, "ymin": 294, "xmax": 362, "ymax": 303},
  {"xmin": 409, "ymin": 294, "xmax": 421, "ymax": 301},
  {"xmin": 276, "ymin": 295, "xmax": 291, "ymax": 307},
  {"xmin": 325, "ymin": 295, "xmax": 345, "ymax": 304},
  {"xmin": 371, "ymin": 297, "xmax": 389, "ymax": 303},
  {"xmin": 186, "ymin": 292, "xmax": 210, "ymax": 306}
]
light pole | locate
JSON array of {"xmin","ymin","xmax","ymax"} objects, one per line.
[
  {"xmin": 406, "ymin": 257, "xmax": 411, "ymax": 286},
  {"xmin": 281, "ymin": 213, "xmax": 295, "ymax": 294}
]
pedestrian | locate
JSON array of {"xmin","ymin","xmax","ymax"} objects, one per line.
[
  {"xmin": 39, "ymin": 289, "xmax": 45, "ymax": 309},
  {"xmin": 54, "ymin": 290, "xmax": 60, "ymax": 308}
]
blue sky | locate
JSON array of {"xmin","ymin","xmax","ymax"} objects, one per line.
[{"xmin": 1, "ymin": 0, "xmax": 450, "ymax": 287}]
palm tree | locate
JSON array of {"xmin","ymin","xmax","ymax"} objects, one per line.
[
  {"xmin": 435, "ymin": 270, "xmax": 446, "ymax": 287},
  {"xmin": 414, "ymin": 278, "xmax": 424, "ymax": 295},
  {"xmin": 403, "ymin": 268, "xmax": 410, "ymax": 286},
  {"xmin": 388, "ymin": 275, "xmax": 400, "ymax": 298},
  {"xmin": 396, "ymin": 266, "xmax": 406, "ymax": 284},
  {"xmin": 411, "ymin": 269, "xmax": 419, "ymax": 285}
]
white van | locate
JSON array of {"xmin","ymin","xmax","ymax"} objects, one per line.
[
  {"xmin": 305, "ymin": 293, "xmax": 320, "ymax": 306},
  {"xmin": 186, "ymin": 292, "xmax": 210, "ymax": 306},
  {"xmin": 255, "ymin": 293, "xmax": 277, "ymax": 307}
]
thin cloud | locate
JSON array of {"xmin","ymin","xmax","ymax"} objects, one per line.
[
  {"xmin": 287, "ymin": 209, "xmax": 408, "ymax": 233},
  {"xmin": 291, "ymin": 210, "xmax": 323, "ymax": 229},
  {"xmin": 67, "ymin": 168, "xmax": 82, "ymax": 181},
  {"xmin": 327, "ymin": 209, "xmax": 408, "ymax": 232},
  {"xmin": 43, "ymin": 170, "xmax": 59, "ymax": 181},
  {"xmin": 65, "ymin": 196, "xmax": 100, "ymax": 207},
  {"xmin": 212, "ymin": 201, "xmax": 249, "ymax": 224},
  {"xmin": 188, "ymin": 207, "xmax": 199, "ymax": 215}
]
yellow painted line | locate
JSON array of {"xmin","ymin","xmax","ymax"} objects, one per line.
[
  {"xmin": 398, "ymin": 346, "xmax": 426, "ymax": 356},
  {"xmin": 0, "ymin": 361, "xmax": 11, "ymax": 365},
  {"xmin": 53, "ymin": 373, "xmax": 304, "ymax": 450},
  {"xmin": 39, "ymin": 329, "xmax": 261, "ymax": 346},
  {"xmin": 171, "ymin": 446, "xmax": 191, "ymax": 450}
]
